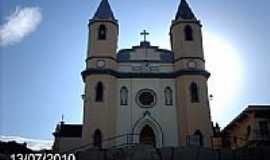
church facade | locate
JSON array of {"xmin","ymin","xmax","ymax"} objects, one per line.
[{"xmin": 53, "ymin": 0, "xmax": 213, "ymax": 152}]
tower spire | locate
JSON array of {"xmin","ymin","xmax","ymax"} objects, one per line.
[
  {"xmin": 175, "ymin": 0, "xmax": 196, "ymax": 20},
  {"xmin": 93, "ymin": 0, "xmax": 116, "ymax": 20}
]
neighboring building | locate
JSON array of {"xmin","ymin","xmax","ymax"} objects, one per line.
[
  {"xmin": 53, "ymin": 122, "xmax": 82, "ymax": 152},
  {"xmin": 211, "ymin": 123, "xmax": 223, "ymax": 149},
  {"xmin": 0, "ymin": 140, "xmax": 33, "ymax": 155},
  {"xmin": 215, "ymin": 105, "xmax": 270, "ymax": 149},
  {"xmin": 0, "ymin": 154, "xmax": 9, "ymax": 160},
  {"xmin": 53, "ymin": 0, "xmax": 214, "ymax": 152}
]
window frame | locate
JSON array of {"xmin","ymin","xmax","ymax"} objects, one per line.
[{"xmin": 136, "ymin": 89, "xmax": 157, "ymax": 108}]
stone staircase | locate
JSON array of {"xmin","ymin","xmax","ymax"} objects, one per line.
[{"xmin": 77, "ymin": 144, "xmax": 161, "ymax": 160}]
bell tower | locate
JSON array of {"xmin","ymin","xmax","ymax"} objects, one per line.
[
  {"xmin": 86, "ymin": 0, "xmax": 118, "ymax": 64},
  {"xmin": 82, "ymin": 0, "xmax": 118, "ymax": 147},
  {"xmin": 171, "ymin": 0, "xmax": 213, "ymax": 147},
  {"xmin": 170, "ymin": 0, "xmax": 204, "ymax": 68}
]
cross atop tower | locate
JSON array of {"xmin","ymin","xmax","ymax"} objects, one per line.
[{"xmin": 140, "ymin": 30, "xmax": 150, "ymax": 42}]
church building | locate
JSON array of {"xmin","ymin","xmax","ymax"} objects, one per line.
[{"xmin": 53, "ymin": 0, "xmax": 213, "ymax": 152}]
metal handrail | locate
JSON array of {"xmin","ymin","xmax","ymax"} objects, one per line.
[{"xmin": 60, "ymin": 133, "xmax": 140, "ymax": 154}]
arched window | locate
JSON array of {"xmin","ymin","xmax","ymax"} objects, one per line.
[
  {"xmin": 95, "ymin": 82, "xmax": 103, "ymax": 102},
  {"xmin": 190, "ymin": 82, "xmax": 199, "ymax": 103},
  {"xmin": 184, "ymin": 25, "xmax": 193, "ymax": 41},
  {"xmin": 194, "ymin": 130, "xmax": 204, "ymax": 146},
  {"xmin": 93, "ymin": 129, "xmax": 102, "ymax": 148},
  {"xmin": 120, "ymin": 87, "xmax": 128, "ymax": 105},
  {"xmin": 164, "ymin": 87, "xmax": 173, "ymax": 105},
  {"xmin": 98, "ymin": 25, "xmax": 106, "ymax": 40}
]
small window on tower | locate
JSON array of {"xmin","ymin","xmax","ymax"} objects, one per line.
[
  {"xmin": 184, "ymin": 25, "xmax": 193, "ymax": 41},
  {"xmin": 98, "ymin": 25, "xmax": 107, "ymax": 40},
  {"xmin": 190, "ymin": 82, "xmax": 199, "ymax": 103},
  {"xmin": 95, "ymin": 82, "xmax": 104, "ymax": 102}
]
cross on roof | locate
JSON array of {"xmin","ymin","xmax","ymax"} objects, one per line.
[
  {"xmin": 140, "ymin": 29, "xmax": 150, "ymax": 42},
  {"xmin": 61, "ymin": 114, "xmax": 64, "ymax": 122}
]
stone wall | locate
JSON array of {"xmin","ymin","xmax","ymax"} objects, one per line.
[{"xmin": 75, "ymin": 145, "xmax": 270, "ymax": 160}]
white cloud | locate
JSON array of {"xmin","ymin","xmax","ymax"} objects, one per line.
[
  {"xmin": 0, "ymin": 6, "xmax": 42, "ymax": 46},
  {"xmin": 0, "ymin": 135, "xmax": 53, "ymax": 151}
]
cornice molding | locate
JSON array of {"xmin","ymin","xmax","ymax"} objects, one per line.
[
  {"xmin": 86, "ymin": 56, "xmax": 205, "ymax": 63},
  {"xmin": 81, "ymin": 69, "xmax": 210, "ymax": 81}
]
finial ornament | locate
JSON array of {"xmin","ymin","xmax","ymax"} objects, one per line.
[{"xmin": 140, "ymin": 30, "xmax": 150, "ymax": 42}]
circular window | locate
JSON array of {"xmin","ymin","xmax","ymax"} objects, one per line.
[{"xmin": 136, "ymin": 89, "xmax": 156, "ymax": 108}]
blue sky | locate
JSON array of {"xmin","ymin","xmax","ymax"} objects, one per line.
[{"xmin": 1, "ymin": 0, "xmax": 270, "ymax": 142}]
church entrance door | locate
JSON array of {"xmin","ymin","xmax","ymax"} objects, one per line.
[{"xmin": 139, "ymin": 125, "xmax": 156, "ymax": 147}]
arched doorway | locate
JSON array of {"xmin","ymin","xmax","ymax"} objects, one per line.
[
  {"xmin": 93, "ymin": 129, "xmax": 102, "ymax": 148},
  {"xmin": 133, "ymin": 114, "xmax": 164, "ymax": 147},
  {"xmin": 194, "ymin": 130, "xmax": 204, "ymax": 146},
  {"xmin": 139, "ymin": 125, "xmax": 156, "ymax": 147}
]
